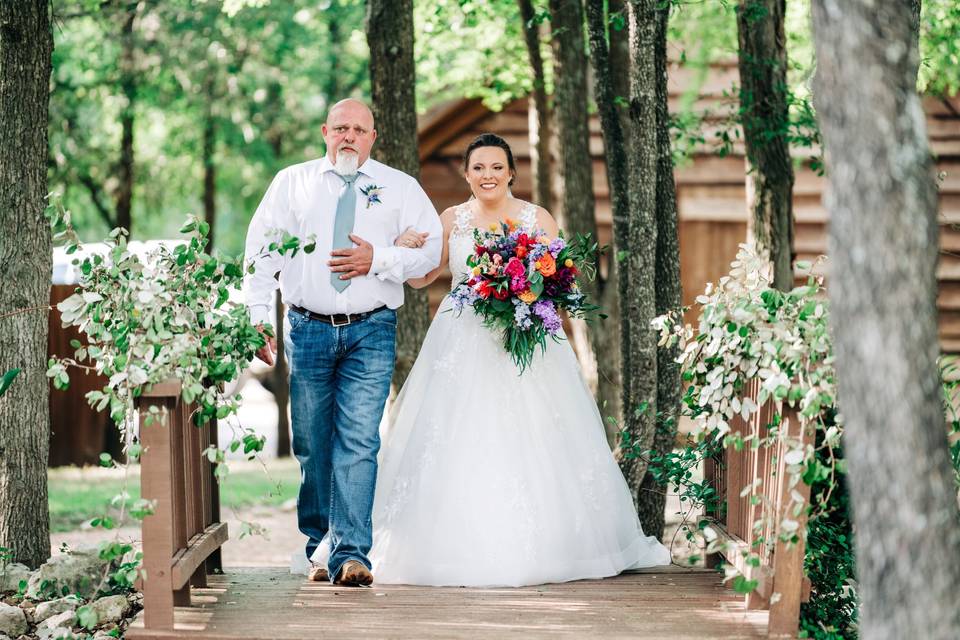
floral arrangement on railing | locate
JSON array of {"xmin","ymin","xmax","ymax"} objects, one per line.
[{"xmin": 651, "ymin": 244, "xmax": 845, "ymax": 599}]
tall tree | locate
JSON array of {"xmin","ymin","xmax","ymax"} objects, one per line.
[
  {"xmin": 584, "ymin": 0, "xmax": 627, "ymax": 437},
  {"xmin": 812, "ymin": 1, "xmax": 960, "ymax": 637},
  {"xmin": 639, "ymin": 1, "xmax": 681, "ymax": 539},
  {"xmin": 517, "ymin": 0, "xmax": 553, "ymax": 212},
  {"xmin": 366, "ymin": 0, "xmax": 425, "ymax": 390},
  {"xmin": 0, "ymin": 0, "xmax": 54, "ymax": 568},
  {"xmin": 737, "ymin": 0, "xmax": 794, "ymax": 291},
  {"xmin": 548, "ymin": 0, "xmax": 623, "ymax": 423},
  {"xmin": 618, "ymin": 0, "xmax": 660, "ymax": 505},
  {"xmin": 116, "ymin": 5, "xmax": 137, "ymax": 234}
]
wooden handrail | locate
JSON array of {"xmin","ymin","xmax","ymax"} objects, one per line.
[
  {"xmin": 704, "ymin": 378, "xmax": 812, "ymax": 639},
  {"xmin": 137, "ymin": 380, "xmax": 227, "ymax": 630}
]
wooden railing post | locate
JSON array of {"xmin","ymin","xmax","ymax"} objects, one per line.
[
  {"xmin": 706, "ymin": 378, "xmax": 812, "ymax": 638},
  {"xmin": 139, "ymin": 380, "xmax": 187, "ymax": 629},
  {"xmin": 137, "ymin": 380, "xmax": 228, "ymax": 632}
]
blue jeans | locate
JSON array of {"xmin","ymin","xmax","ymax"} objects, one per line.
[{"xmin": 285, "ymin": 306, "xmax": 396, "ymax": 580}]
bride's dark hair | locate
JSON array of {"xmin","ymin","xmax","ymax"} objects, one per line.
[{"xmin": 463, "ymin": 133, "xmax": 517, "ymax": 187}]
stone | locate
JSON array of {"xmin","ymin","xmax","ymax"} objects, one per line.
[
  {"xmin": 36, "ymin": 626, "xmax": 75, "ymax": 640},
  {"xmin": 26, "ymin": 548, "xmax": 110, "ymax": 601},
  {"xmin": 0, "ymin": 603, "xmax": 27, "ymax": 637},
  {"xmin": 36, "ymin": 609, "xmax": 77, "ymax": 632},
  {"xmin": 33, "ymin": 596, "xmax": 82, "ymax": 624},
  {"xmin": 0, "ymin": 632, "xmax": 11, "ymax": 640},
  {"xmin": 0, "ymin": 565, "xmax": 31, "ymax": 595},
  {"xmin": 88, "ymin": 594, "xmax": 128, "ymax": 624}
]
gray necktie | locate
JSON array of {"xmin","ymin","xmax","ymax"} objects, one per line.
[{"xmin": 331, "ymin": 173, "xmax": 358, "ymax": 292}]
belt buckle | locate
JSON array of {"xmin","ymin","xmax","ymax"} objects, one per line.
[{"xmin": 331, "ymin": 314, "xmax": 351, "ymax": 328}]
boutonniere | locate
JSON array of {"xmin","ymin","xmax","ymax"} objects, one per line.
[{"xmin": 359, "ymin": 183, "xmax": 385, "ymax": 208}]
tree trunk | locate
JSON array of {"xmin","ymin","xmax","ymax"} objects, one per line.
[
  {"xmin": 609, "ymin": 0, "xmax": 631, "ymax": 139},
  {"xmin": 324, "ymin": 1, "xmax": 343, "ymax": 102},
  {"xmin": 116, "ymin": 7, "xmax": 136, "ymax": 234},
  {"xmin": 737, "ymin": 0, "xmax": 795, "ymax": 291},
  {"xmin": 584, "ymin": 0, "xmax": 628, "ymax": 441},
  {"xmin": 637, "ymin": 2, "xmax": 681, "ymax": 539},
  {"xmin": 737, "ymin": 0, "xmax": 793, "ymax": 291},
  {"xmin": 366, "ymin": 0, "xmax": 427, "ymax": 392},
  {"xmin": 548, "ymin": 0, "xmax": 617, "ymax": 417},
  {"xmin": 202, "ymin": 95, "xmax": 216, "ymax": 250},
  {"xmin": 273, "ymin": 291, "xmax": 291, "ymax": 458},
  {"xmin": 0, "ymin": 0, "xmax": 53, "ymax": 568},
  {"xmin": 811, "ymin": 1, "xmax": 960, "ymax": 638},
  {"xmin": 517, "ymin": 0, "xmax": 553, "ymax": 212},
  {"xmin": 618, "ymin": 0, "xmax": 660, "ymax": 507}
]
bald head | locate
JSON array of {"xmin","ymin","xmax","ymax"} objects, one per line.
[
  {"xmin": 326, "ymin": 99, "xmax": 375, "ymax": 127},
  {"xmin": 322, "ymin": 99, "xmax": 377, "ymax": 169}
]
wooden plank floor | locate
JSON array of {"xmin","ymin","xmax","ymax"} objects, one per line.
[{"xmin": 126, "ymin": 566, "xmax": 768, "ymax": 639}]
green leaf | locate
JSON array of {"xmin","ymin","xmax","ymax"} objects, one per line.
[
  {"xmin": 732, "ymin": 574, "xmax": 759, "ymax": 594},
  {"xmin": 77, "ymin": 605, "xmax": 99, "ymax": 630},
  {"xmin": 0, "ymin": 368, "xmax": 21, "ymax": 397}
]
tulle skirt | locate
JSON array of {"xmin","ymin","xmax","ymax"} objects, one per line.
[{"xmin": 351, "ymin": 296, "xmax": 671, "ymax": 586}]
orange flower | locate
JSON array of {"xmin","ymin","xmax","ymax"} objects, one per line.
[
  {"xmin": 516, "ymin": 245, "xmax": 528, "ymax": 258},
  {"xmin": 518, "ymin": 289, "xmax": 538, "ymax": 303},
  {"xmin": 535, "ymin": 253, "xmax": 557, "ymax": 277}
]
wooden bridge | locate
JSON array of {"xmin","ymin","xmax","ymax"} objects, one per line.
[{"xmin": 125, "ymin": 384, "xmax": 806, "ymax": 639}]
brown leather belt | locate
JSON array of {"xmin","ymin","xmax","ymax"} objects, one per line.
[{"xmin": 289, "ymin": 304, "xmax": 387, "ymax": 327}]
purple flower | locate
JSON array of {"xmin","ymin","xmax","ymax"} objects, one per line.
[
  {"xmin": 450, "ymin": 284, "xmax": 478, "ymax": 312},
  {"xmin": 548, "ymin": 238, "xmax": 565, "ymax": 258},
  {"xmin": 532, "ymin": 299, "xmax": 563, "ymax": 334},
  {"xmin": 513, "ymin": 300, "xmax": 533, "ymax": 329}
]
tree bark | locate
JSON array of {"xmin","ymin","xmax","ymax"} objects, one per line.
[
  {"xmin": 737, "ymin": 0, "xmax": 794, "ymax": 291},
  {"xmin": 202, "ymin": 90, "xmax": 216, "ymax": 250},
  {"xmin": 637, "ymin": 2, "xmax": 681, "ymax": 539},
  {"xmin": 517, "ymin": 0, "xmax": 553, "ymax": 212},
  {"xmin": 0, "ymin": 0, "xmax": 53, "ymax": 568},
  {"xmin": 609, "ymin": 0, "xmax": 631, "ymax": 139},
  {"xmin": 584, "ymin": 0, "xmax": 627, "ymax": 440},
  {"xmin": 273, "ymin": 291, "xmax": 291, "ymax": 458},
  {"xmin": 618, "ymin": 0, "xmax": 660, "ymax": 507},
  {"xmin": 366, "ymin": 0, "xmax": 427, "ymax": 392},
  {"xmin": 812, "ymin": 1, "xmax": 960, "ymax": 637},
  {"xmin": 548, "ymin": 0, "xmax": 618, "ymax": 419},
  {"xmin": 115, "ymin": 7, "xmax": 136, "ymax": 234}
]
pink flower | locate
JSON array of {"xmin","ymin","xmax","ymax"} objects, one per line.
[{"xmin": 504, "ymin": 256, "xmax": 525, "ymax": 279}]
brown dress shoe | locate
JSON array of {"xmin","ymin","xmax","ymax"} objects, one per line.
[
  {"xmin": 334, "ymin": 560, "xmax": 373, "ymax": 587},
  {"xmin": 307, "ymin": 562, "xmax": 329, "ymax": 582}
]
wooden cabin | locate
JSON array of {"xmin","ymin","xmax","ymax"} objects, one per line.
[{"xmin": 415, "ymin": 59, "xmax": 960, "ymax": 350}]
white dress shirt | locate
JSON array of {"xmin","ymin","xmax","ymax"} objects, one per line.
[{"xmin": 243, "ymin": 156, "xmax": 442, "ymax": 326}]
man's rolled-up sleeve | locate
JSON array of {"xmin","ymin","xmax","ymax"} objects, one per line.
[{"xmin": 243, "ymin": 170, "xmax": 293, "ymax": 328}]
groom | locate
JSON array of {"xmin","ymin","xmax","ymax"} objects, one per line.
[{"xmin": 243, "ymin": 98, "xmax": 442, "ymax": 586}]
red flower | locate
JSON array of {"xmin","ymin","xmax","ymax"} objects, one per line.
[
  {"xmin": 492, "ymin": 285, "xmax": 510, "ymax": 300},
  {"xmin": 475, "ymin": 244, "xmax": 487, "ymax": 256},
  {"xmin": 474, "ymin": 280, "xmax": 493, "ymax": 299}
]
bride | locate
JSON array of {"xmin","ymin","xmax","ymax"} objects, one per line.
[{"xmin": 312, "ymin": 132, "xmax": 670, "ymax": 586}]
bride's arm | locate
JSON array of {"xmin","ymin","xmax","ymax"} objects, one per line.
[
  {"xmin": 534, "ymin": 206, "xmax": 560, "ymax": 239},
  {"xmin": 404, "ymin": 208, "xmax": 455, "ymax": 289}
]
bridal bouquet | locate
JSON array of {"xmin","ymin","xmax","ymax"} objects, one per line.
[{"xmin": 450, "ymin": 220, "xmax": 599, "ymax": 371}]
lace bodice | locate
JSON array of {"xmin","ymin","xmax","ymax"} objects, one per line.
[{"xmin": 447, "ymin": 200, "xmax": 539, "ymax": 290}]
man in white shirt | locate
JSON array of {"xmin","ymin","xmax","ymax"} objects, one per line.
[{"xmin": 243, "ymin": 99, "xmax": 442, "ymax": 587}]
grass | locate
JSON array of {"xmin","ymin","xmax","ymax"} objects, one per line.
[{"xmin": 48, "ymin": 457, "xmax": 301, "ymax": 533}]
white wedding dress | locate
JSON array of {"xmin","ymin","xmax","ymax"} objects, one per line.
[{"xmin": 307, "ymin": 201, "xmax": 671, "ymax": 586}]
